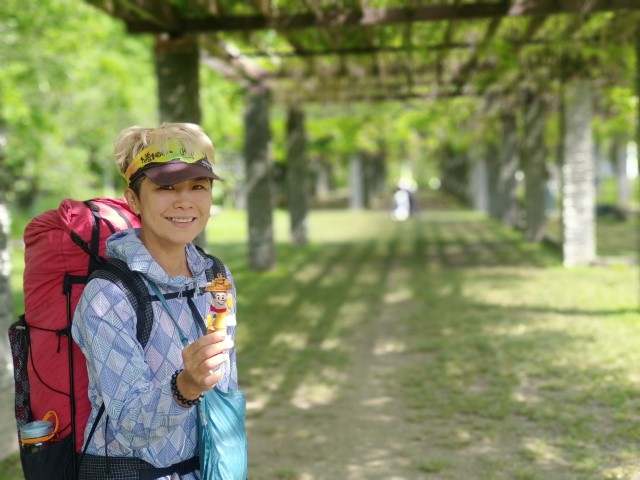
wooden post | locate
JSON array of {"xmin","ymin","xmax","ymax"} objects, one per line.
[
  {"xmin": 154, "ymin": 34, "xmax": 207, "ymax": 246},
  {"xmin": 561, "ymin": 79, "xmax": 596, "ymax": 266},
  {"xmin": 0, "ymin": 117, "xmax": 14, "ymax": 454},
  {"xmin": 470, "ymin": 157, "xmax": 489, "ymax": 214},
  {"xmin": 286, "ymin": 107, "xmax": 308, "ymax": 246},
  {"xmin": 612, "ymin": 140, "xmax": 631, "ymax": 209},
  {"xmin": 522, "ymin": 89, "xmax": 549, "ymax": 242},
  {"xmin": 244, "ymin": 84, "xmax": 275, "ymax": 271},
  {"xmin": 486, "ymin": 142, "xmax": 500, "ymax": 219},
  {"xmin": 155, "ymin": 34, "xmax": 201, "ymax": 123},
  {"xmin": 498, "ymin": 111, "xmax": 519, "ymax": 227},
  {"xmin": 636, "ymin": 28, "xmax": 640, "ymax": 294},
  {"xmin": 349, "ymin": 154, "xmax": 364, "ymax": 210},
  {"xmin": 314, "ymin": 157, "xmax": 332, "ymax": 199}
]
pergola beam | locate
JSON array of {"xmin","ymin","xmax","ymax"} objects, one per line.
[
  {"xmin": 86, "ymin": 0, "xmax": 638, "ymax": 106},
  {"xmin": 274, "ymin": 89, "xmax": 472, "ymax": 105},
  {"xmin": 235, "ymin": 35, "xmax": 614, "ymax": 59},
  {"xmin": 247, "ymin": 0, "xmax": 271, "ymax": 17},
  {"xmin": 194, "ymin": 0, "xmax": 221, "ymax": 16},
  {"xmin": 113, "ymin": 0, "xmax": 639, "ymax": 33},
  {"xmin": 200, "ymin": 35, "xmax": 269, "ymax": 83},
  {"xmin": 450, "ymin": 16, "xmax": 503, "ymax": 89}
]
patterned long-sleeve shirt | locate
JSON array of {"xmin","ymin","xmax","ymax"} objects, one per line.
[{"xmin": 72, "ymin": 229, "xmax": 238, "ymax": 478}]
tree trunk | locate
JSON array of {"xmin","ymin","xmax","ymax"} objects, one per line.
[
  {"xmin": 314, "ymin": 156, "xmax": 332, "ymax": 199},
  {"xmin": 364, "ymin": 147, "xmax": 387, "ymax": 208},
  {"xmin": 522, "ymin": 90, "xmax": 549, "ymax": 242},
  {"xmin": 0, "ymin": 118, "xmax": 15, "ymax": 454},
  {"xmin": 155, "ymin": 35, "xmax": 201, "ymax": 124},
  {"xmin": 440, "ymin": 144, "xmax": 469, "ymax": 202},
  {"xmin": 349, "ymin": 154, "xmax": 364, "ymax": 210},
  {"xmin": 637, "ymin": 27, "xmax": 640, "ymax": 188},
  {"xmin": 562, "ymin": 79, "xmax": 596, "ymax": 266},
  {"xmin": 470, "ymin": 157, "xmax": 489, "ymax": 214},
  {"xmin": 154, "ymin": 35, "xmax": 207, "ymax": 247},
  {"xmin": 244, "ymin": 86, "xmax": 275, "ymax": 271},
  {"xmin": 498, "ymin": 112, "xmax": 519, "ymax": 227},
  {"xmin": 612, "ymin": 140, "xmax": 631, "ymax": 209},
  {"xmin": 486, "ymin": 143, "xmax": 500, "ymax": 219},
  {"xmin": 286, "ymin": 108, "xmax": 308, "ymax": 246},
  {"xmin": 372, "ymin": 149, "xmax": 387, "ymax": 201},
  {"xmin": 593, "ymin": 139, "xmax": 604, "ymax": 198}
]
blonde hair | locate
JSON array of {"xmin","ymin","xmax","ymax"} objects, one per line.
[{"xmin": 114, "ymin": 123, "xmax": 215, "ymax": 176}]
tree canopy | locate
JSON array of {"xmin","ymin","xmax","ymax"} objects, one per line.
[{"xmin": 0, "ymin": 0, "xmax": 637, "ymax": 215}]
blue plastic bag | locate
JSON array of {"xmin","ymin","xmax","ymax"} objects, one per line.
[{"xmin": 198, "ymin": 387, "xmax": 248, "ymax": 480}]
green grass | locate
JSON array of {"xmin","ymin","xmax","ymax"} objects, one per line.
[
  {"xmin": 0, "ymin": 454, "xmax": 23, "ymax": 480},
  {"xmin": 399, "ymin": 262, "xmax": 638, "ymax": 478},
  {"xmin": 545, "ymin": 213, "xmax": 638, "ymax": 260},
  {"xmin": 2, "ymin": 197, "xmax": 638, "ymax": 479},
  {"xmin": 211, "ymin": 203, "xmax": 637, "ymax": 479},
  {"xmin": 597, "ymin": 177, "xmax": 639, "ymax": 208}
]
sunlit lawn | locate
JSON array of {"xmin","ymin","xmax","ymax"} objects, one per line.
[
  {"xmin": 2, "ymin": 197, "xmax": 639, "ymax": 479},
  {"xmin": 400, "ymin": 262, "xmax": 639, "ymax": 478},
  {"xmin": 545, "ymin": 214, "xmax": 638, "ymax": 260},
  {"xmin": 208, "ymin": 203, "xmax": 639, "ymax": 479}
]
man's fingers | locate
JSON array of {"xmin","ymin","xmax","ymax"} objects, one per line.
[{"xmin": 191, "ymin": 338, "xmax": 234, "ymax": 363}]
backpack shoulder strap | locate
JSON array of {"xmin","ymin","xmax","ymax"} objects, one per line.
[
  {"xmin": 80, "ymin": 258, "xmax": 152, "ymax": 466},
  {"xmin": 67, "ymin": 200, "xmax": 138, "ymax": 277},
  {"xmin": 87, "ymin": 258, "xmax": 154, "ymax": 349},
  {"xmin": 87, "ymin": 249, "xmax": 227, "ymax": 347},
  {"xmin": 195, "ymin": 245, "xmax": 227, "ymax": 282},
  {"xmin": 81, "ymin": 252, "xmax": 223, "ymax": 467},
  {"xmin": 80, "ymin": 249, "xmax": 227, "ymax": 465}
]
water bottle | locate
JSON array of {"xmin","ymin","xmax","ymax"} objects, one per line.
[{"xmin": 20, "ymin": 413, "xmax": 57, "ymax": 454}]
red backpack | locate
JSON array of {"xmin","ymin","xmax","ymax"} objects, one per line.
[
  {"xmin": 8, "ymin": 198, "xmax": 140, "ymax": 477},
  {"xmin": 8, "ymin": 197, "xmax": 226, "ymax": 480}
]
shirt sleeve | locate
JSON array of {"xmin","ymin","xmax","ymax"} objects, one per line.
[{"xmin": 72, "ymin": 277, "xmax": 192, "ymax": 450}]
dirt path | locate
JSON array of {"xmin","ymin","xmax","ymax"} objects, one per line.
[{"xmin": 245, "ymin": 254, "xmax": 427, "ymax": 480}]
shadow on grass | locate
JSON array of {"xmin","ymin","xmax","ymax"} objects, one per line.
[
  {"xmin": 231, "ymin": 237, "xmax": 390, "ymax": 396},
  {"xmin": 399, "ymin": 292, "xmax": 640, "ymax": 478},
  {"xmin": 232, "ymin": 207, "xmax": 639, "ymax": 479},
  {"xmin": 3, "ymin": 203, "xmax": 636, "ymax": 479},
  {"xmin": 390, "ymin": 218, "xmax": 639, "ymax": 478}
]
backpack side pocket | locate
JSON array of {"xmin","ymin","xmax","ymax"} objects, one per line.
[{"xmin": 8, "ymin": 315, "xmax": 32, "ymax": 430}]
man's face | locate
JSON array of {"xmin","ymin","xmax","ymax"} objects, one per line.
[{"xmin": 132, "ymin": 177, "xmax": 212, "ymax": 252}]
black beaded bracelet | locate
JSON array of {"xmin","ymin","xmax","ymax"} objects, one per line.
[{"xmin": 171, "ymin": 369, "xmax": 204, "ymax": 407}]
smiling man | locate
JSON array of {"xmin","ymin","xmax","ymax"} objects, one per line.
[{"xmin": 71, "ymin": 123, "xmax": 246, "ymax": 479}]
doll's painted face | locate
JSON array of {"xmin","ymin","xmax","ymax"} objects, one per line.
[{"xmin": 213, "ymin": 292, "xmax": 227, "ymax": 309}]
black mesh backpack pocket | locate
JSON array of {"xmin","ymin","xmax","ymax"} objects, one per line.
[{"xmin": 9, "ymin": 315, "xmax": 32, "ymax": 429}]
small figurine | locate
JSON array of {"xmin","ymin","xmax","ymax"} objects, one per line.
[{"xmin": 205, "ymin": 274, "xmax": 233, "ymax": 334}]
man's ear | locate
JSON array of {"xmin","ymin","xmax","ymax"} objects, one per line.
[{"xmin": 125, "ymin": 188, "xmax": 140, "ymax": 215}]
